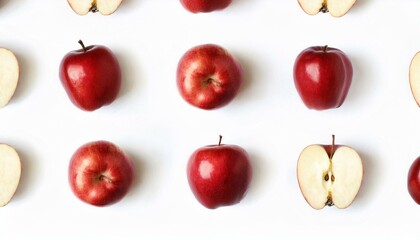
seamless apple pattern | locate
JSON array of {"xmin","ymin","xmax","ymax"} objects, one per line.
[{"xmin": 0, "ymin": 0, "xmax": 420, "ymax": 218}]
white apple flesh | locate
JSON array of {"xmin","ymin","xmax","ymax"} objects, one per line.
[
  {"xmin": 0, "ymin": 48, "xmax": 19, "ymax": 108},
  {"xmin": 0, "ymin": 144, "xmax": 21, "ymax": 207},
  {"xmin": 409, "ymin": 52, "xmax": 420, "ymax": 107},
  {"xmin": 297, "ymin": 136, "xmax": 363, "ymax": 209},
  {"xmin": 298, "ymin": 0, "xmax": 356, "ymax": 17},
  {"xmin": 67, "ymin": 0, "xmax": 123, "ymax": 15}
]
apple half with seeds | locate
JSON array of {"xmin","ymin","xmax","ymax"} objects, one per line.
[
  {"xmin": 0, "ymin": 144, "xmax": 21, "ymax": 207},
  {"xmin": 67, "ymin": 0, "xmax": 123, "ymax": 15},
  {"xmin": 297, "ymin": 135, "xmax": 363, "ymax": 209},
  {"xmin": 298, "ymin": 0, "xmax": 356, "ymax": 17}
]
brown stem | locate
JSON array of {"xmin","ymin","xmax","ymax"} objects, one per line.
[
  {"xmin": 330, "ymin": 134, "xmax": 335, "ymax": 159},
  {"xmin": 323, "ymin": 45, "xmax": 328, "ymax": 52},
  {"xmin": 78, "ymin": 40, "xmax": 87, "ymax": 53},
  {"xmin": 218, "ymin": 135, "xmax": 223, "ymax": 146}
]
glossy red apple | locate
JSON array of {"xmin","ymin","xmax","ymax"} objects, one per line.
[
  {"xmin": 68, "ymin": 140, "xmax": 134, "ymax": 206},
  {"xmin": 180, "ymin": 0, "xmax": 232, "ymax": 13},
  {"xmin": 187, "ymin": 136, "xmax": 252, "ymax": 209},
  {"xmin": 177, "ymin": 44, "xmax": 243, "ymax": 110},
  {"xmin": 59, "ymin": 40, "xmax": 121, "ymax": 111},
  {"xmin": 408, "ymin": 156, "xmax": 420, "ymax": 204},
  {"xmin": 293, "ymin": 45, "xmax": 353, "ymax": 110}
]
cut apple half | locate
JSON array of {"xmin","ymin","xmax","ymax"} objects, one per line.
[
  {"xmin": 297, "ymin": 136, "xmax": 363, "ymax": 209},
  {"xmin": 297, "ymin": 0, "xmax": 356, "ymax": 17},
  {"xmin": 409, "ymin": 52, "xmax": 420, "ymax": 107},
  {"xmin": 67, "ymin": 0, "xmax": 123, "ymax": 15},
  {"xmin": 0, "ymin": 48, "xmax": 19, "ymax": 108},
  {"xmin": 0, "ymin": 144, "xmax": 21, "ymax": 207}
]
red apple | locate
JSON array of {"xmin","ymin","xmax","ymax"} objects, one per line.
[
  {"xmin": 177, "ymin": 44, "xmax": 243, "ymax": 110},
  {"xmin": 293, "ymin": 45, "xmax": 353, "ymax": 110},
  {"xmin": 408, "ymin": 156, "xmax": 420, "ymax": 204},
  {"xmin": 68, "ymin": 140, "xmax": 134, "ymax": 206},
  {"xmin": 180, "ymin": 0, "xmax": 232, "ymax": 13},
  {"xmin": 187, "ymin": 136, "xmax": 252, "ymax": 209},
  {"xmin": 59, "ymin": 40, "xmax": 121, "ymax": 111}
]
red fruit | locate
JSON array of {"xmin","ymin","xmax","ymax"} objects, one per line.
[
  {"xmin": 187, "ymin": 136, "xmax": 252, "ymax": 209},
  {"xmin": 59, "ymin": 40, "xmax": 121, "ymax": 111},
  {"xmin": 293, "ymin": 45, "xmax": 353, "ymax": 110},
  {"xmin": 68, "ymin": 140, "xmax": 134, "ymax": 206},
  {"xmin": 177, "ymin": 44, "xmax": 243, "ymax": 110}
]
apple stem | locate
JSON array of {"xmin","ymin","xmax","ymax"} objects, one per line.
[
  {"xmin": 218, "ymin": 135, "xmax": 222, "ymax": 146},
  {"xmin": 323, "ymin": 45, "xmax": 328, "ymax": 52},
  {"xmin": 330, "ymin": 134, "xmax": 335, "ymax": 159},
  {"xmin": 78, "ymin": 40, "xmax": 87, "ymax": 53}
]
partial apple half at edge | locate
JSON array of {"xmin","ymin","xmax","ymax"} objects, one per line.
[
  {"xmin": 298, "ymin": 0, "xmax": 356, "ymax": 17},
  {"xmin": 297, "ymin": 140, "xmax": 363, "ymax": 210},
  {"xmin": 0, "ymin": 144, "xmax": 21, "ymax": 207},
  {"xmin": 409, "ymin": 52, "xmax": 420, "ymax": 107},
  {"xmin": 0, "ymin": 48, "xmax": 19, "ymax": 108},
  {"xmin": 67, "ymin": 0, "xmax": 123, "ymax": 15}
]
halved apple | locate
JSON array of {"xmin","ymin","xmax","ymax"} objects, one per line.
[
  {"xmin": 297, "ymin": 136, "xmax": 363, "ymax": 209},
  {"xmin": 0, "ymin": 144, "xmax": 21, "ymax": 207},
  {"xmin": 409, "ymin": 52, "xmax": 420, "ymax": 107},
  {"xmin": 67, "ymin": 0, "xmax": 123, "ymax": 15},
  {"xmin": 0, "ymin": 48, "xmax": 19, "ymax": 108},
  {"xmin": 297, "ymin": 0, "xmax": 356, "ymax": 17}
]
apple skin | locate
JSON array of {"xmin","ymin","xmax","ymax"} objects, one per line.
[
  {"xmin": 408, "ymin": 156, "xmax": 420, "ymax": 204},
  {"xmin": 59, "ymin": 40, "xmax": 121, "ymax": 111},
  {"xmin": 177, "ymin": 44, "xmax": 243, "ymax": 110},
  {"xmin": 68, "ymin": 140, "xmax": 134, "ymax": 207},
  {"xmin": 293, "ymin": 45, "xmax": 353, "ymax": 110},
  {"xmin": 180, "ymin": 0, "xmax": 232, "ymax": 13},
  {"xmin": 187, "ymin": 137, "xmax": 252, "ymax": 209}
]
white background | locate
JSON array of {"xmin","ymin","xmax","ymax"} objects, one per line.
[{"xmin": 0, "ymin": 0, "xmax": 419, "ymax": 239}]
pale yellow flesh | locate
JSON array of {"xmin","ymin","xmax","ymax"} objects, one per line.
[
  {"xmin": 297, "ymin": 145, "xmax": 363, "ymax": 209},
  {"xmin": 0, "ymin": 48, "xmax": 19, "ymax": 108},
  {"xmin": 297, "ymin": 0, "xmax": 356, "ymax": 17},
  {"xmin": 67, "ymin": 0, "xmax": 123, "ymax": 15},
  {"xmin": 0, "ymin": 144, "xmax": 21, "ymax": 207},
  {"xmin": 409, "ymin": 52, "xmax": 420, "ymax": 107}
]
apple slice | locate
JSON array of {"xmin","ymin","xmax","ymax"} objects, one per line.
[
  {"xmin": 297, "ymin": 0, "xmax": 356, "ymax": 17},
  {"xmin": 297, "ymin": 136, "xmax": 363, "ymax": 209},
  {"xmin": 0, "ymin": 48, "xmax": 19, "ymax": 108},
  {"xmin": 409, "ymin": 52, "xmax": 420, "ymax": 107},
  {"xmin": 67, "ymin": 0, "xmax": 123, "ymax": 15},
  {"xmin": 0, "ymin": 144, "xmax": 21, "ymax": 207}
]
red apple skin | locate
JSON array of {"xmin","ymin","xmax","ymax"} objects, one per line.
[
  {"xmin": 293, "ymin": 46, "xmax": 353, "ymax": 110},
  {"xmin": 68, "ymin": 140, "xmax": 134, "ymax": 207},
  {"xmin": 180, "ymin": 0, "xmax": 232, "ymax": 13},
  {"xmin": 177, "ymin": 44, "xmax": 243, "ymax": 110},
  {"xmin": 187, "ymin": 138, "xmax": 252, "ymax": 209},
  {"xmin": 59, "ymin": 41, "xmax": 121, "ymax": 111},
  {"xmin": 408, "ymin": 157, "xmax": 420, "ymax": 204}
]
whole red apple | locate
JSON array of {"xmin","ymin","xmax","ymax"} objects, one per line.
[
  {"xmin": 293, "ymin": 45, "xmax": 353, "ymax": 110},
  {"xmin": 68, "ymin": 140, "xmax": 134, "ymax": 206},
  {"xmin": 59, "ymin": 40, "xmax": 121, "ymax": 111},
  {"xmin": 180, "ymin": 0, "xmax": 232, "ymax": 13},
  {"xmin": 177, "ymin": 44, "xmax": 243, "ymax": 110},
  {"xmin": 187, "ymin": 136, "xmax": 252, "ymax": 209},
  {"xmin": 408, "ymin": 156, "xmax": 420, "ymax": 204}
]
